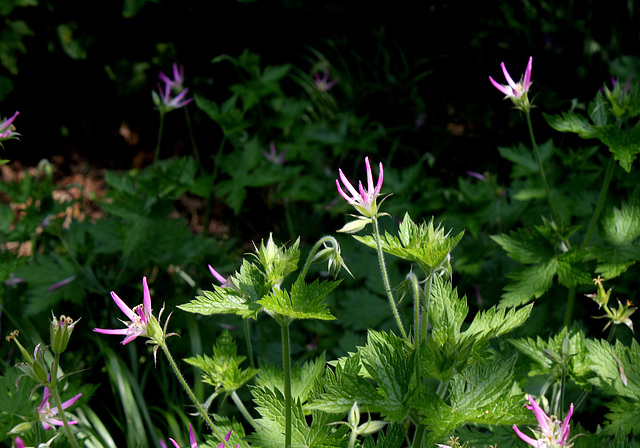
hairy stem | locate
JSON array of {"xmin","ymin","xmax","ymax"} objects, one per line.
[
  {"xmin": 49, "ymin": 355, "xmax": 80, "ymax": 448},
  {"xmin": 281, "ymin": 321, "xmax": 292, "ymax": 448},
  {"xmin": 231, "ymin": 390, "xmax": 258, "ymax": 430},
  {"xmin": 373, "ymin": 218, "xmax": 407, "ymax": 339},
  {"xmin": 161, "ymin": 343, "xmax": 232, "ymax": 448},
  {"xmin": 422, "ymin": 270, "xmax": 435, "ymax": 343}
]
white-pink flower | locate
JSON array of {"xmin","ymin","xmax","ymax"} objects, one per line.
[
  {"xmin": 94, "ymin": 277, "xmax": 153, "ymax": 344},
  {"xmin": 0, "ymin": 111, "xmax": 19, "ymax": 138},
  {"xmin": 38, "ymin": 387, "xmax": 82, "ymax": 430},
  {"xmin": 314, "ymin": 69, "xmax": 339, "ymax": 92},
  {"xmin": 336, "ymin": 157, "xmax": 384, "ymax": 218},
  {"xmin": 489, "ymin": 57, "xmax": 532, "ymax": 99},
  {"xmin": 513, "ymin": 396, "xmax": 574, "ymax": 447}
]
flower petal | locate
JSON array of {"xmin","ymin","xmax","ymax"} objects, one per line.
[
  {"xmin": 501, "ymin": 62, "xmax": 518, "ymax": 90},
  {"xmin": 188, "ymin": 424, "xmax": 198, "ymax": 448},
  {"xmin": 111, "ymin": 291, "xmax": 136, "ymax": 321},
  {"xmin": 143, "ymin": 276, "xmax": 152, "ymax": 318},
  {"xmin": 527, "ymin": 396, "xmax": 551, "ymax": 435},
  {"xmin": 489, "ymin": 76, "xmax": 509, "ymax": 95},
  {"xmin": 512, "ymin": 424, "xmax": 538, "ymax": 446},
  {"xmin": 523, "ymin": 57, "xmax": 533, "ymax": 92}
]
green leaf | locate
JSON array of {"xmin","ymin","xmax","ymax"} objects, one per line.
[
  {"xmin": 259, "ymin": 276, "xmax": 339, "ymax": 321},
  {"xmin": 601, "ymin": 398, "xmax": 640, "ymax": 437},
  {"xmin": 498, "ymin": 140, "xmax": 554, "ymax": 178},
  {"xmin": 543, "ymin": 111, "xmax": 595, "ymax": 138},
  {"xmin": 256, "ymin": 354, "xmax": 326, "ymax": 403},
  {"xmin": 362, "ymin": 423, "xmax": 405, "ymax": 448},
  {"xmin": 596, "ymin": 123, "xmax": 640, "ymax": 172},
  {"xmin": 183, "ymin": 330, "xmax": 258, "ymax": 392},
  {"xmin": 359, "ymin": 330, "xmax": 416, "ymax": 421},
  {"xmin": 491, "ymin": 228, "xmax": 554, "ymax": 264},
  {"xmin": 586, "ymin": 338, "xmax": 640, "ymax": 401},
  {"xmin": 499, "ymin": 261, "xmax": 556, "ymax": 307},
  {"xmin": 600, "ymin": 196, "xmax": 640, "ymax": 247}
]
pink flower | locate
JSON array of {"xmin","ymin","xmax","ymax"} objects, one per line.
[
  {"xmin": 513, "ymin": 396, "xmax": 574, "ymax": 447},
  {"xmin": 169, "ymin": 426, "xmax": 237, "ymax": 448},
  {"xmin": 38, "ymin": 386, "xmax": 82, "ymax": 430},
  {"xmin": 262, "ymin": 141, "xmax": 287, "ymax": 165},
  {"xmin": 156, "ymin": 82, "xmax": 193, "ymax": 111},
  {"xmin": 93, "ymin": 277, "xmax": 153, "ymax": 345},
  {"xmin": 336, "ymin": 157, "xmax": 384, "ymax": 218},
  {"xmin": 159, "ymin": 64, "xmax": 186, "ymax": 92},
  {"xmin": 314, "ymin": 69, "xmax": 339, "ymax": 92},
  {"xmin": 489, "ymin": 57, "xmax": 532, "ymax": 99},
  {"xmin": 0, "ymin": 111, "xmax": 19, "ymax": 138}
]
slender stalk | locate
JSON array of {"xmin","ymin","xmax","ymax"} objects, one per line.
[
  {"xmin": 563, "ymin": 286, "xmax": 576, "ymax": 329},
  {"xmin": 160, "ymin": 343, "xmax": 232, "ymax": 448},
  {"xmin": 49, "ymin": 355, "xmax": 80, "ymax": 448},
  {"xmin": 582, "ymin": 155, "xmax": 616, "ymax": 248},
  {"xmin": 154, "ymin": 112, "xmax": 166, "ymax": 163},
  {"xmin": 348, "ymin": 427, "xmax": 358, "ymax": 448},
  {"xmin": 422, "ymin": 270, "xmax": 435, "ymax": 343},
  {"xmin": 525, "ymin": 110, "xmax": 561, "ymax": 225},
  {"xmin": 281, "ymin": 321, "xmax": 293, "ymax": 448},
  {"xmin": 373, "ymin": 218, "xmax": 407, "ymax": 339},
  {"xmin": 231, "ymin": 390, "xmax": 258, "ymax": 430},
  {"xmin": 183, "ymin": 107, "xmax": 200, "ymax": 166},
  {"xmin": 412, "ymin": 424, "xmax": 426, "ymax": 448},
  {"xmin": 244, "ymin": 319, "xmax": 255, "ymax": 370}
]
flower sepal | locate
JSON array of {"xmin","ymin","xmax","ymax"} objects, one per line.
[{"xmin": 6, "ymin": 332, "xmax": 49, "ymax": 386}]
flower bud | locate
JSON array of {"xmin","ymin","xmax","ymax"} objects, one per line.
[
  {"xmin": 8, "ymin": 421, "xmax": 31, "ymax": 435},
  {"xmin": 6, "ymin": 332, "xmax": 49, "ymax": 385},
  {"xmin": 348, "ymin": 401, "xmax": 361, "ymax": 429},
  {"xmin": 50, "ymin": 313, "xmax": 79, "ymax": 354}
]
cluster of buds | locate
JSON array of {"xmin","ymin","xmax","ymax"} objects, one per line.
[
  {"xmin": 586, "ymin": 276, "xmax": 636, "ymax": 332},
  {"xmin": 513, "ymin": 396, "xmax": 575, "ymax": 448},
  {"xmin": 601, "ymin": 76, "xmax": 633, "ymax": 119},
  {"xmin": 152, "ymin": 63, "xmax": 194, "ymax": 114},
  {"xmin": 489, "ymin": 57, "xmax": 533, "ymax": 112}
]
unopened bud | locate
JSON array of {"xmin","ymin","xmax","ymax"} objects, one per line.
[{"xmin": 50, "ymin": 313, "xmax": 79, "ymax": 354}]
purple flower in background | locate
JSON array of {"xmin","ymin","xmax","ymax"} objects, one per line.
[
  {"xmin": 466, "ymin": 170, "xmax": 487, "ymax": 182},
  {"xmin": 0, "ymin": 111, "xmax": 19, "ymax": 138},
  {"xmin": 314, "ymin": 69, "xmax": 339, "ymax": 92},
  {"xmin": 513, "ymin": 396, "xmax": 574, "ymax": 447},
  {"xmin": 159, "ymin": 64, "xmax": 186, "ymax": 92},
  {"xmin": 336, "ymin": 157, "xmax": 384, "ymax": 218},
  {"xmin": 93, "ymin": 277, "xmax": 153, "ymax": 345},
  {"xmin": 169, "ymin": 426, "xmax": 237, "ymax": 448},
  {"xmin": 262, "ymin": 142, "xmax": 287, "ymax": 165},
  {"xmin": 48, "ymin": 275, "xmax": 77, "ymax": 292},
  {"xmin": 38, "ymin": 386, "xmax": 82, "ymax": 430}
]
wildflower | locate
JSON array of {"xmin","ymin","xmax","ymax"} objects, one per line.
[
  {"xmin": 14, "ymin": 435, "xmax": 59, "ymax": 448},
  {"xmin": 50, "ymin": 313, "xmax": 79, "ymax": 355},
  {"xmin": 0, "ymin": 111, "xmax": 19, "ymax": 138},
  {"xmin": 513, "ymin": 395, "xmax": 574, "ymax": 447},
  {"xmin": 336, "ymin": 156, "xmax": 385, "ymax": 219},
  {"xmin": 262, "ymin": 141, "xmax": 287, "ymax": 165},
  {"xmin": 38, "ymin": 386, "xmax": 82, "ymax": 430},
  {"xmin": 489, "ymin": 57, "xmax": 533, "ymax": 111},
  {"xmin": 154, "ymin": 82, "xmax": 194, "ymax": 113},
  {"xmin": 314, "ymin": 68, "xmax": 339, "ymax": 92},
  {"xmin": 209, "ymin": 265, "xmax": 233, "ymax": 288},
  {"xmin": 94, "ymin": 276, "xmax": 160, "ymax": 345},
  {"xmin": 169, "ymin": 426, "xmax": 235, "ymax": 448},
  {"xmin": 159, "ymin": 64, "xmax": 186, "ymax": 93}
]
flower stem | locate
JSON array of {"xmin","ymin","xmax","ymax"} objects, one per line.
[
  {"xmin": 183, "ymin": 107, "xmax": 200, "ymax": 166},
  {"xmin": 160, "ymin": 342, "xmax": 232, "ymax": 448},
  {"xmin": 50, "ymin": 355, "xmax": 80, "ymax": 448},
  {"xmin": 422, "ymin": 269, "xmax": 435, "ymax": 343},
  {"xmin": 244, "ymin": 319, "xmax": 255, "ymax": 370},
  {"xmin": 373, "ymin": 218, "xmax": 407, "ymax": 339},
  {"xmin": 300, "ymin": 236, "xmax": 338, "ymax": 279},
  {"xmin": 154, "ymin": 111, "xmax": 165, "ymax": 163},
  {"xmin": 281, "ymin": 321, "xmax": 293, "ymax": 448},
  {"xmin": 231, "ymin": 390, "xmax": 258, "ymax": 430},
  {"xmin": 582, "ymin": 155, "xmax": 616, "ymax": 248},
  {"xmin": 412, "ymin": 424, "xmax": 426, "ymax": 448},
  {"xmin": 525, "ymin": 110, "xmax": 561, "ymax": 225}
]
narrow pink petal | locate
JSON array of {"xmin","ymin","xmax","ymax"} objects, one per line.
[
  {"xmin": 489, "ymin": 76, "xmax": 509, "ymax": 95},
  {"xmin": 558, "ymin": 403, "xmax": 574, "ymax": 442},
  {"xmin": 159, "ymin": 72, "xmax": 173, "ymax": 85},
  {"xmin": 173, "ymin": 64, "xmax": 181, "ymax": 82},
  {"xmin": 111, "ymin": 291, "xmax": 136, "ymax": 320},
  {"xmin": 501, "ymin": 62, "xmax": 518, "ymax": 90},
  {"xmin": 122, "ymin": 329, "xmax": 143, "ymax": 345},
  {"xmin": 142, "ymin": 276, "xmax": 152, "ymax": 318},
  {"xmin": 365, "ymin": 157, "xmax": 374, "ymax": 195},
  {"xmin": 358, "ymin": 182, "xmax": 369, "ymax": 205},
  {"xmin": 60, "ymin": 393, "xmax": 82, "ymax": 410},
  {"xmin": 188, "ymin": 424, "xmax": 198, "ymax": 448},
  {"xmin": 173, "ymin": 88, "xmax": 189, "ymax": 103},
  {"xmin": 523, "ymin": 57, "xmax": 533, "ymax": 92},
  {"xmin": 1, "ymin": 111, "xmax": 19, "ymax": 129},
  {"xmin": 512, "ymin": 425, "xmax": 537, "ymax": 446},
  {"xmin": 15, "ymin": 437, "xmax": 25, "ymax": 448},
  {"xmin": 208, "ymin": 265, "xmax": 227, "ymax": 285},
  {"xmin": 39, "ymin": 387, "xmax": 51, "ymax": 411},
  {"xmin": 94, "ymin": 328, "xmax": 130, "ymax": 335},
  {"xmin": 528, "ymin": 396, "xmax": 551, "ymax": 434},
  {"xmin": 217, "ymin": 429, "xmax": 232, "ymax": 448},
  {"xmin": 338, "ymin": 169, "xmax": 360, "ymax": 198},
  {"xmin": 374, "ymin": 162, "xmax": 384, "ymax": 196},
  {"xmin": 42, "ymin": 421, "xmax": 52, "ymax": 430},
  {"xmin": 336, "ymin": 180, "xmax": 353, "ymax": 202},
  {"xmin": 169, "ymin": 439, "xmax": 182, "ymax": 448}
]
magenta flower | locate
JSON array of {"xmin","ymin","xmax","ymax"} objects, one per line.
[
  {"xmin": 38, "ymin": 386, "xmax": 82, "ymax": 430},
  {"xmin": 156, "ymin": 82, "xmax": 194, "ymax": 112},
  {"xmin": 93, "ymin": 276, "xmax": 154, "ymax": 345},
  {"xmin": 489, "ymin": 57, "xmax": 533, "ymax": 111},
  {"xmin": 262, "ymin": 141, "xmax": 287, "ymax": 165},
  {"xmin": 314, "ymin": 69, "xmax": 339, "ymax": 92},
  {"xmin": 0, "ymin": 111, "xmax": 19, "ymax": 138},
  {"xmin": 513, "ymin": 396, "xmax": 574, "ymax": 447},
  {"xmin": 336, "ymin": 157, "xmax": 384, "ymax": 218},
  {"xmin": 159, "ymin": 64, "xmax": 186, "ymax": 93},
  {"xmin": 169, "ymin": 426, "xmax": 237, "ymax": 448}
]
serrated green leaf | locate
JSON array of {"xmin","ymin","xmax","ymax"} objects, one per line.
[
  {"xmin": 601, "ymin": 196, "xmax": 640, "ymax": 247},
  {"xmin": 259, "ymin": 276, "xmax": 339, "ymax": 321},
  {"xmin": 543, "ymin": 111, "xmax": 595, "ymax": 138},
  {"xmin": 362, "ymin": 423, "xmax": 405, "ymax": 448},
  {"xmin": 586, "ymin": 338, "xmax": 640, "ymax": 401},
  {"xmin": 498, "ymin": 140, "xmax": 554, "ymax": 178},
  {"xmin": 183, "ymin": 330, "xmax": 258, "ymax": 392},
  {"xmin": 359, "ymin": 330, "xmax": 416, "ymax": 421},
  {"xmin": 499, "ymin": 260, "xmax": 556, "ymax": 307},
  {"xmin": 491, "ymin": 228, "xmax": 555, "ymax": 264},
  {"xmin": 596, "ymin": 123, "xmax": 640, "ymax": 172},
  {"xmin": 256, "ymin": 354, "xmax": 326, "ymax": 404},
  {"xmin": 588, "ymin": 91, "xmax": 613, "ymax": 127},
  {"xmin": 601, "ymin": 398, "xmax": 640, "ymax": 437}
]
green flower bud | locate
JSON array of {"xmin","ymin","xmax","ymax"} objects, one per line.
[
  {"xmin": 50, "ymin": 314, "xmax": 79, "ymax": 354},
  {"xmin": 6, "ymin": 331, "xmax": 49, "ymax": 385},
  {"xmin": 8, "ymin": 421, "xmax": 32, "ymax": 435}
]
